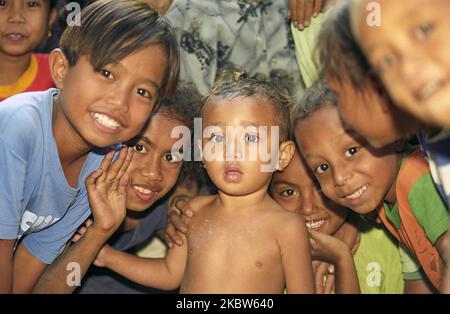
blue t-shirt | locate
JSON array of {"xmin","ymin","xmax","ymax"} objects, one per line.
[{"xmin": 0, "ymin": 89, "xmax": 105, "ymax": 264}]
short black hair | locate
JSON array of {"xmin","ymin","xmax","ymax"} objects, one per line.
[
  {"xmin": 60, "ymin": 0, "xmax": 179, "ymax": 97},
  {"xmin": 158, "ymin": 81, "xmax": 202, "ymax": 184},
  {"xmin": 290, "ymin": 80, "xmax": 338, "ymax": 131}
]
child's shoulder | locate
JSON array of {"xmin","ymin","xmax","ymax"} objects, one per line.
[
  {"xmin": 260, "ymin": 198, "xmax": 307, "ymax": 228},
  {"xmin": 188, "ymin": 195, "xmax": 218, "ymax": 213},
  {"xmin": 0, "ymin": 90, "xmax": 55, "ymax": 145},
  {"xmin": 397, "ymin": 147, "xmax": 432, "ymax": 189}
]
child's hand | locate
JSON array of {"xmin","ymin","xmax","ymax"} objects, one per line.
[
  {"xmin": 164, "ymin": 198, "xmax": 193, "ymax": 247},
  {"xmin": 288, "ymin": 0, "xmax": 325, "ymax": 30},
  {"xmin": 93, "ymin": 243, "xmax": 113, "ymax": 268},
  {"xmin": 86, "ymin": 146, "xmax": 132, "ymax": 237},
  {"xmin": 309, "ymin": 230, "xmax": 349, "ymax": 265},
  {"xmin": 71, "ymin": 219, "xmax": 93, "ymax": 243},
  {"xmin": 312, "ymin": 260, "xmax": 335, "ymax": 294}
]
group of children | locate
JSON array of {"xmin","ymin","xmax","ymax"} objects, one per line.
[{"xmin": 0, "ymin": 0, "xmax": 449, "ymax": 294}]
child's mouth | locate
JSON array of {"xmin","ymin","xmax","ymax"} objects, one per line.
[
  {"xmin": 344, "ymin": 184, "xmax": 369, "ymax": 207},
  {"xmin": 132, "ymin": 184, "xmax": 160, "ymax": 202},
  {"xmin": 305, "ymin": 219, "xmax": 326, "ymax": 232},
  {"xmin": 91, "ymin": 112, "xmax": 122, "ymax": 133},
  {"xmin": 224, "ymin": 164, "xmax": 243, "ymax": 183},
  {"xmin": 4, "ymin": 33, "xmax": 26, "ymax": 42},
  {"xmin": 416, "ymin": 79, "xmax": 445, "ymax": 102}
]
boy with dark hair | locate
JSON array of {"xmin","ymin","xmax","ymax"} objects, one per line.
[{"xmin": 0, "ymin": 0, "xmax": 179, "ymax": 293}]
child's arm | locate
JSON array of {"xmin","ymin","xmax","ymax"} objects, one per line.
[
  {"xmin": 99, "ymin": 234, "xmax": 188, "ymax": 291},
  {"xmin": 32, "ymin": 148, "xmax": 132, "ymax": 293},
  {"xmin": 308, "ymin": 230, "xmax": 360, "ymax": 294},
  {"xmin": 279, "ymin": 215, "xmax": 315, "ymax": 293},
  {"xmin": 0, "ymin": 240, "xmax": 14, "ymax": 293}
]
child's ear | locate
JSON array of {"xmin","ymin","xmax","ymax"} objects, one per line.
[
  {"xmin": 276, "ymin": 141, "xmax": 296, "ymax": 171},
  {"xmin": 48, "ymin": 8, "xmax": 57, "ymax": 31},
  {"xmin": 49, "ymin": 49, "xmax": 69, "ymax": 90}
]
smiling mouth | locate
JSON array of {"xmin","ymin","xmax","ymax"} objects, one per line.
[
  {"xmin": 4, "ymin": 33, "xmax": 27, "ymax": 41},
  {"xmin": 305, "ymin": 219, "xmax": 326, "ymax": 232},
  {"xmin": 91, "ymin": 112, "xmax": 121, "ymax": 130},
  {"xmin": 418, "ymin": 80, "xmax": 445, "ymax": 102},
  {"xmin": 132, "ymin": 185, "xmax": 159, "ymax": 202},
  {"xmin": 345, "ymin": 184, "xmax": 368, "ymax": 200}
]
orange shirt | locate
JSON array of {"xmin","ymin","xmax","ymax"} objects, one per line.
[
  {"xmin": 0, "ymin": 54, "xmax": 54, "ymax": 101},
  {"xmin": 377, "ymin": 148, "xmax": 445, "ymax": 289}
]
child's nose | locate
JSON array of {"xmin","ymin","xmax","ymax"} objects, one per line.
[
  {"xmin": 7, "ymin": 5, "xmax": 26, "ymax": 23},
  {"xmin": 333, "ymin": 167, "xmax": 352, "ymax": 187},
  {"xmin": 298, "ymin": 193, "xmax": 319, "ymax": 216},
  {"xmin": 225, "ymin": 141, "xmax": 243, "ymax": 161},
  {"xmin": 139, "ymin": 159, "xmax": 163, "ymax": 181},
  {"xmin": 105, "ymin": 85, "xmax": 130, "ymax": 113}
]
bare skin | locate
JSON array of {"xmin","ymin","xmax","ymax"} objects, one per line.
[{"xmin": 100, "ymin": 192, "xmax": 315, "ymax": 293}]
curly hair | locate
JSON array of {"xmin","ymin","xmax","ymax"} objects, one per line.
[{"xmin": 201, "ymin": 71, "xmax": 293, "ymax": 142}]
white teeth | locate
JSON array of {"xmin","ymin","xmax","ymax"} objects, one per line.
[
  {"xmin": 346, "ymin": 185, "xmax": 368, "ymax": 200},
  {"xmin": 133, "ymin": 185, "xmax": 154, "ymax": 195},
  {"xmin": 91, "ymin": 113, "xmax": 120, "ymax": 129},
  {"xmin": 420, "ymin": 80, "xmax": 442, "ymax": 101},
  {"xmin": 306, "ymin": 219, "xmax": 325, "ymax": 230}
]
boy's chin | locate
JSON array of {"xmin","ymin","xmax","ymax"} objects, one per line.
[{"xmin": 127, "ymin": 200, "xmax": 158, "ymax": 213}]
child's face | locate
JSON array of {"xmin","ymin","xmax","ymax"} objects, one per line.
[
  {"xmin": 201, "ymin": 96, "xmax": 285, "ymax": 196},
  {"xmin": 0, "ymin": 0, "xmax": 53, "ymax": 57},
  {"xmin": 353, "ymin": 0, "xmax": 450, "ymax": 129},
  {"xmin": 53, "ymin": 44, "xmax": 168, "ymax": 148},
  {"xmin": 295, "ymin": 105, "xmax": 400, "ymax": 215},
  {"xmin": 125, "ymin": 112, "xmax": 184, "ymax": 212},
  {"xmin": 271, "ymin": 150, "xmax": 347, "ymax": 235},
  {"xmin": 328, "ymin": 77, "xmax": 423, "ymax": 148}
]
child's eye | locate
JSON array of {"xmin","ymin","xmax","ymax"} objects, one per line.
[
  {"xmin": 415, "ymin": 23, "xmax": 434, "ymax": 41},
  {"xmin": 163, "ymin": 153, "xmax": 182, "ymax": 163},
  {"xmin": 345, "ymin": 147, "xmax": 360, "ymax": 157},
  {"xmin": 0, "ymin": 1, "xmax": 8, "ymax": 7},
  {"xmin": 27, "ymin": 1, "xmax": 41, "ymax": 8},
  {"xmin": 137, "ymin": 88, "xmax": 153, "ymax": 100},
  {"xmin": 99, "ymin": 69, "xmax": 114, "ymax": 80},
  {"xmin": 132, "ymin": 144, "xmax": 147, "ymax": 154},
  {"xmin": 315, "ymin": 164, "xmax": 329, "ymax": 175},
  {"xmin": 280, "ymin": 189, "xmax": 297, "ymax": 197},
  {"xmin": 377, "ymin": 54, "xmax": 397, "ymax": 73},
  {"xmin": 211, "ymin": 134, "xmax": 224, "ymax": 143},
  {"xmin": 245, "ymin": 133, "xmax": 259, "ymax": 143}
]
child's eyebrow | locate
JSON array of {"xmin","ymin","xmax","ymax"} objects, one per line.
[
  {"xmin": 140, "ymin": 136, "xmax": 152, "ymax": 145},
  {"xmin": 272, "ymin": 180, "xmax": 297, "ymax": 187},
  {"xmin": 111, "ymin": 62, "xmax": 161, "ymax": 93},
  {"xmin": 143, "ymin": 79, "xmax": 161, "ymax": 94}
]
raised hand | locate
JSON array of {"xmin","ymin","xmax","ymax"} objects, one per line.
[
  {"xmin": 86, "ymin": 146, "xmax": 133, "ymax": 237},
  {"xmin": 309, "ymin": 229, "xmax": 349, "ymax": 264},
  {"xmin": 164, "ymin": 198, "xmax": 193, "ymax": 247},
  {"xmin": 312, "ymin": 260, "xmax": 335, "ymax": 294}
]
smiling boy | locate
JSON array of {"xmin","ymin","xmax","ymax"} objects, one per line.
[{"xmin": 0, "ymin": 0, "xmax": 179, "ymax": 293}]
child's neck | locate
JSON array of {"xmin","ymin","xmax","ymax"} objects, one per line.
[
  {"xmin": 216, "ymin": 183, "xmax": 271, "ymax": 213},
  {"xmin": 0, "ymin": 52, "xmax": 32, "ymax": 86}
]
